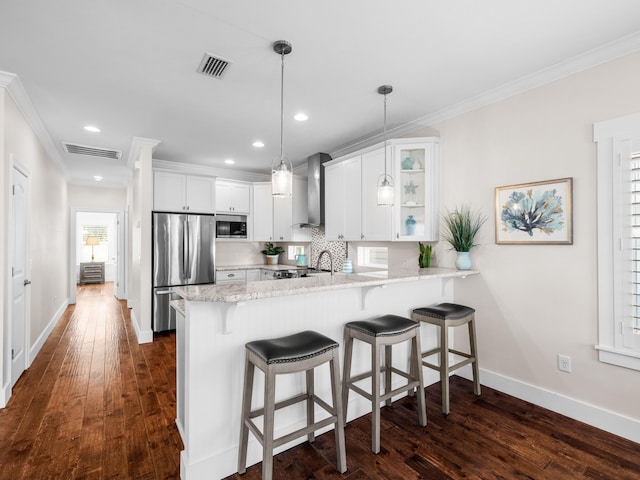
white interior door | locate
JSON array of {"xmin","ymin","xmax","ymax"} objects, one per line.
[{"xmin": 11, "ymin": 167, "xmax": 29, "ymax": 387}]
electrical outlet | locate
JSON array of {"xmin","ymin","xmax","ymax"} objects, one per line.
[{"xmin": 558, "ymin": 354, "xmax": 572, "ymax": 373}]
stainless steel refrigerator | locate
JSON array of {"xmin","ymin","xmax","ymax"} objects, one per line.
[{"xmin": 152, "ymin": 212, "xmax": 216, "ymax": 332}]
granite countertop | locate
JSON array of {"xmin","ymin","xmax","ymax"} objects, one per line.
[
  {"xmin": 175, "ymin": 267, "xmax": 478, "ymax": 303},
  {"xmin": 216, "ymin": 264, "xmax": 310, "ymax": 272},
  {"xmin": 170, "ymin": 299, "xmax": 185, "ymax": 316}
]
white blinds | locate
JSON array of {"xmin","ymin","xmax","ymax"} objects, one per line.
[{"xmin": 626, "ymin": 152, "xmax": 640, "ymax": 347}]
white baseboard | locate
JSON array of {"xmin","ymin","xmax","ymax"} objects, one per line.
[
  {"xmin": 29, "ymin": 298, "xmax": 69, "ymax": 366},
  {"xmin": 0, "ymin": 380, "xmax": 10, "ymax": 408},
  {"xmin": 130, "ymin": 308, "xmax": 153, "ymax": 344},
  {"xmin": 457, "ymin": 366, "xmax": 640, "ymax": 444}
]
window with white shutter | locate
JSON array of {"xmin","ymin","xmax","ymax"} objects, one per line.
[{"xmin": 595, "ymin": 113, "xmax": 640, "ymax": 370}]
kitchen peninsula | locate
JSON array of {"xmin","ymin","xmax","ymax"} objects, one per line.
[{"xmin": 173, "ymin": 267, "xmax": 478, "ymax": 480}]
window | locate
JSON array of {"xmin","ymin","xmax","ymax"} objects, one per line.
[
  {"xmin": 76, "ymin": 212, "xmax": 117, "ymax": 264},
  {"xmin": 594, "ymin": 113, "xmax": 640, "ymax": 370},
  {"xmin": 357, "ymin": 247, "xmax": 388, "ymax": 269}
]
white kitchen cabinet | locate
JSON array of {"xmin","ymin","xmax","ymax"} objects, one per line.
[
  {"xmin": 324, "ymin": 137, "xmax": 438, "ymax": 242},
  {"xmin": 246, "ymin": 269, "xmax": 262, "ymax": 282},
  {"xmin": 391, "ymin": 138, "xmax": 439, "ymax": 241},
  {"xmin": 252, "ymin": 183, "xmax": 274, "ymax": 241},
  {"xmin": 324, "ymin": 151, "xmax": 390, "ymax": 241},
  {"xmin": 261, "ymin": 269, "xmax": 275, "ymax": 280},
  {"xmin": 360, "ymin": 147, "xmax": 392, "ymax": 241},
  {"xmin": 153, "ymin": 171, "xmax": 215, "ymax": 213},
  {"xmin": 216, "ymin": 180, "xmax": 251, "ymax": 214},
  {"xmin": 252, "ymin": 177, "xmax": 310, "ymax": 242},
  {"xmin": 324, "ymin": 157, "xmax": 361, "ymax": 241},
  {"xmin": 216, "ymin": 269, "xmax": 246, "ymax": 285},
  {"xmin": 273, "ymin": 196, "xmax": 292, "ymax": 241}
]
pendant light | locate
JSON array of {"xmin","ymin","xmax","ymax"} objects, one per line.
[
  {"xmin": 271, "ymin": 40, "xmax": 293, "ymax": 197},
  {"xmin": 377, "ymin": 85, "xmax": 394, "ymax": 206}
]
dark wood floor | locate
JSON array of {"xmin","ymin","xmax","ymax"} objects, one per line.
[{"xmin": 1, "ymin": 283, "xmax": 638, "ymax": 479}]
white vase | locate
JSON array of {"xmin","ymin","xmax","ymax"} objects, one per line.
[
  {"xmin": 265, "ymin": 254, "xmax": 279, "ymax": 265},
  {"xmin": 455, "ymin": 251, "xmax": 471, "ymax": 270}
]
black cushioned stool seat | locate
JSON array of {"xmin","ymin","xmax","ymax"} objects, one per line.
[
  {"xmin": 411, "ymin": 303, "xmax": 480, "ymax": 415},
  {"xmin": 342, "ymin": 315, "xmax": 426, "ymax": 454},
  {"xmin": 238, "ymin": 330, "xmax": 346, "ymax": 480}
]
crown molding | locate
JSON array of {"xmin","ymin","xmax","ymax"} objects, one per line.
[
  {"xmin": 152, "ymin": 158, "xmax": 270, "ymax": 182},
  {"xmin": 0, "ymin": 70, "xmax": 69, "ymax": 179},
  {"xmin": 332, "ymin": 31, "xmax": 640, "ymax": 159},
  {"xmin": 127, "ymin": 136, "xmax": 161, "ymax": 169}
]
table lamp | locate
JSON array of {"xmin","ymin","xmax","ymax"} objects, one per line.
[{"xmin": 85, "ymin": 236, "xmax": 99, "ymax": 261}]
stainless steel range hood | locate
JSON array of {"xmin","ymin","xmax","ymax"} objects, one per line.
[{"xmin": 300, "ymin": 152, "xmax": 331, "ymax": 228}]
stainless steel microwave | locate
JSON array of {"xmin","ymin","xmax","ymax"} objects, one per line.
[{"xmin": 215, "ymin": 215, "xmax": 247, "ymax": 239}]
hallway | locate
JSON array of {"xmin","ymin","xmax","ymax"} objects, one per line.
[{"xmin": 0, "ymin": 283, "xmax": 181, "ymax": 479}]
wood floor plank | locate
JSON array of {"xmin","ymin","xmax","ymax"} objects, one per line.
[{"xmin": 1, "ymin": 283, "xmax": 638, "ymax": 480}]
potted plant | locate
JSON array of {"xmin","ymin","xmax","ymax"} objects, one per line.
[
  {"xmin": 418, "ymin": 242, "xmax": 432, "ymax": 268},
  {"xmin": 441, "ymin": 205, "xmax": 486, "ymax": 270},
  {"xmin": 261, "ymin": 242, "xmax": 285, "ymax": 265}
]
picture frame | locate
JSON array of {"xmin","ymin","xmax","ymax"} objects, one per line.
[{"xmin": 495, "ymin": 177, "xmax": 573, "ymax": 245}]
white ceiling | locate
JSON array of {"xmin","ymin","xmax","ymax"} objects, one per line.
[{"xmin": 2, "ymin": 0, "xmax": 640, "ymax": 187}]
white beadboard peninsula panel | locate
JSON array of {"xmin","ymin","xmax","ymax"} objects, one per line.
[{"xmin": 177, "ymin": 276, "xmax": 461, "ymax": 479}]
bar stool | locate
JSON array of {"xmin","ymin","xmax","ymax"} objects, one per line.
[
  {"xmin": 411, "ymin": 303, "xmax": 480, "ymax": 415},
  {"xmin": 237, "ymin": 330, "xmax": 347, "ymax": 480},
  {"xmin": 342, "ymin": 314, "xmax": 426, "ymax": 454}
]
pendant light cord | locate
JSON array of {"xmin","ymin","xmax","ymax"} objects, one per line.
[
  {"xmin": 280, "ymin": 51, "xmax": 285, "ymax": 158},
  {"xmin": 383, "ymin": 92, "xmax": 388, "ymax": 177}
]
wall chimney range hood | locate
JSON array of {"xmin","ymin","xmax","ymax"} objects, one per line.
[{"xmin": 299, "ymin": 152, "xmax": 331, "ymax": 228}]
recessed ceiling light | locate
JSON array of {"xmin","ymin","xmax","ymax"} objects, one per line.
[
  {"xmin": 93, "ymin": 175, "xmax": 103, "ymax": 181},
  {"xmin": 294, "ymin": 113, "xmax": 308, "ymax": 122},
  {"xmin": 225, "ymin": 159, "xmax": 235, "ymax": 165},
  {"xmin": 253, "ymin": 141, "xmax": 265, "ymax": 148},
  {"xmin": 84, "ymin": 125, "xmax": 101, "ymax": 133}
]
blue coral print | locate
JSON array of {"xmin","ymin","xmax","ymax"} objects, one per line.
[{"xmin": 500, "ymin": 188, "xmax": 564, "ymax": 236}]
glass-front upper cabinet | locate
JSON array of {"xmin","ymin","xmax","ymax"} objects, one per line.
[{"xmin": 391, "ymin": 138, "xmax": 439, "ymax": 241}]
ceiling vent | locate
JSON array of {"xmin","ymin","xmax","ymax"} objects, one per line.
[
  {"xmin": 197, "ymin": 52, "xmax": 231, "ymax": 79},
  {"xmin": 62, "ymin": 142, "xmax": 122, "ymax": 159}
]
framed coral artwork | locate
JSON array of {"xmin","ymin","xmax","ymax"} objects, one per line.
[{"xmin": 495, "ymin": 177, "xmax": 573, "ymax": 244}]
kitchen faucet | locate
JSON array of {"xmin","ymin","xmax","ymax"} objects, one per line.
[{"xmin": 316, "ymin": 249, "xmax": 334, "ymax": 275}]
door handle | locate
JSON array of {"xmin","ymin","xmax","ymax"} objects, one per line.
[{"xmin": 24, "ymin": 279, "xmax": 31, "ymax": 286}]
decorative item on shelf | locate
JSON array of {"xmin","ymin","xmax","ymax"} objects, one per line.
[
  {"xmin": 261, "ymin": 242, "xmax": 285, "ymax": 265},
  {"xmin": 376, "ymin": 85, "xmax": 394, "ymax": 206},
  {"xmin": 271, "ymin": 40, "xmax": 293, "ymax": 197},
  {"xmin": 85, "ymin": 236, "xmax": 99, "ymax": 261},
  {"xmin": 441, "ymin": 205, "xmax": 486, "ymax": 270},
  {"xmin": 402, "ymin": 156, "xmax": 414, "ymax": 170},
  {"xmin": 405, "ymin": 215, "xmax": 417, "ymax": 235},
  {"xmin": 404, "ymin": 181, "xmax": 419, "ymax": 195},
  {"xmin": 418, "ymin": 242, "xmax": 432, "ymax": 268},
  {"xmin": 342, "ymin": 259, "xmax": 353, "ymax": 274}
]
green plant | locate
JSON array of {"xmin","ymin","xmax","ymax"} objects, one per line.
[
  {"xmin": 261, "ymin": 242, "xmax": 284, "ymax": 256},
  {"xmin": 441, "ymin": 206, "xmax": 487, "ymax": 252},
  {"xmin": 418, "ymin": 242, "xmax": 432, "ymax": 268}
]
